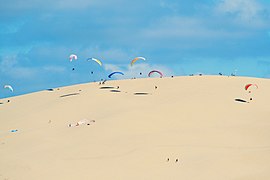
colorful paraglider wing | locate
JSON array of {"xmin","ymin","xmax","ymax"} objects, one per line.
[
  {"xmin": 4, "ymin": 85, "xmax": 13, "ymax": 92},
  {"xmin": 245, "ymin": 84, "xmax": 258, "ymax": 90},
  {"xmin": 245, "ymin": 84, "xmax": 252, "ymax": 90},
  {"xmin": 108, "ymin": 72, "xmax": 124, "ymax": 78},
  {"xmin": 130, "ymin": 57, "xmax": 146, "ymax": 66},
  {"xmin": 148, "ymin": 70, "xmax": 163, "ymax": 78},
  {"xmin": 69, "ymin": 54, "xmax": 78, "ymax": 62},
  {"xmin": 89, "ymin": 58, "xmax": 102, "ymax": 66}
]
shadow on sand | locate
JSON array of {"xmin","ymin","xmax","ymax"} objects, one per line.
[
  {"xmin": 235, "ymin": 98, "xmax": 248, "ymax": 103},
  {"xmin": 110, "ymin": 90, "xmax": 121, "ymax": 93},
  {"xmin": 134, "ymin": 92, "xmax": 149, "ymax": 95},
  {"xmin": 60, "ymin": 93, "xmax": 80, "ymax": 98},
  {"xmin": 99, "ymin": 86, "xmax": 115, "ymax": 89}
]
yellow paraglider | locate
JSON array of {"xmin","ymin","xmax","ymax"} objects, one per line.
[
  {"xmin": 130, "ymin": 57, "xmax": 146, "ymax": 66},
  {"xmin": 88, "ymin": 58, "xmax": 102, "ymax": 66}
]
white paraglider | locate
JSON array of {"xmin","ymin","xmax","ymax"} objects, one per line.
[
  {"xmin": 69, "ymin": 54, "xmax": 78, "ymax": 62},
  {"xmin": 4, "ymin": 85, "xmax": 13, "ymax": 92}
]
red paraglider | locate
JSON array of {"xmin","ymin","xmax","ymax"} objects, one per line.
[
  {"xmin": 148, "ymin": 70, "xmax": 163, "ymax": 78},
  {"xmin": 245, "ymin": 84, "xmax": 258, "ymax": 93}
]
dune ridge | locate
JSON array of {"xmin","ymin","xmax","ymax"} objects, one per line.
[{"xmin": 0, "ymin": 75, "xmax": 270, "ymax": 180}]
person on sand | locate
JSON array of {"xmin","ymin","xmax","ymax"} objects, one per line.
[
  {"xmin": 167, "ymin": 158, "xmax": 169, "ymax": 162},
  {"xmin": 175, "ymin": 159, "xmax": 178, "ymax": 163},
  {"xmin": 155, "ymin": 86, "xmax": 158, "ymax": 89}
]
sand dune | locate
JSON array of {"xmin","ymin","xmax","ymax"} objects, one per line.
[{"xmin": 1, "ymin": 76, "xmax": 270, "ymax": 180}]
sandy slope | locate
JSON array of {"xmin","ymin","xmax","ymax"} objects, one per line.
[{"xmin": 0, "ymin": 75, "xmax": 270, "ymax": 180}]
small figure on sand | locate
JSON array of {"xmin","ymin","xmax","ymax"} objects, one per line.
[
  {"xmin": 155, "ymin": 86, "xmax": 158, "ymax": 89},
  {"xmin": 175, "ymin": 159, "xmax": 179, "ymax": 163},
  {"xmin": 102, "ymin": 79, "xmax": 107, "ymax": 84},
  {"xmin": 167, "ymin": 158, "xmax": 170, "ymax": 162},
  {"xmin": 68, "ymin": 119, "xmax": 95, "ymax": 127}
]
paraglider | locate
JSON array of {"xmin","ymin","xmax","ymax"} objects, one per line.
[
  {"xmin": 69, "ymin": 54, "xmax": 78, "ymax": 62},
  {"xmin": 130, "ymin": 57, "xmax": 146, "ymax": 66},
  {"xmin": 87, "ymin": 58, "xmax": 102, "ymax": 66},
  {"xmin": 148, "ymin": 70, "xmax": 163, "ymax": 78},
  {"xmin": 4, "ymin": 85, "xmax": 13, "ymax": 92},
  {"xmin": 108, "ymin": 72, "xmax": 124, "ymax": 78},
  {"xmin": 69, "ymin": 54, "xmax": 78, "ymax": 71},
  {"xmin": 245, "ymin": 84, "xmax": 258, "ymax": 93}
]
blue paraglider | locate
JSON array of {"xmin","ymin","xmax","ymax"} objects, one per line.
[{"xmin": 108, "ymin": 72, "xmax": 124, "ymax": 78}]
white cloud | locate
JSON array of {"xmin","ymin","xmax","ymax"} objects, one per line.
[
  {"xmin": 0, "ymin": 20, "xmax": 26, "ymax": 34},
  {"xmin": 215, "ymin": 0, "xmax": 268, "ymax": 27},
  {"xmin": 140, "ymin": 16, "xmax": 247, "ymax": 40},
  {"xmin": 104, "ymin": 64, "xmax": 122, "ymax": 72},
  {"xmin": 0, "ymin": 55, "xmax": 38, "ymax": 79},
  {"xmin": 0, "ymin": 55, "xmax": 17, "ymax": 69},
  {"xmin": 81, "ymin": 47, "xmax": 136, "ymax": 63},
  {"xmin": 159, "ymin": 0, "xmax": 179, "ymax": 13},
  {"xmin": 0, "ymin": 0, "xmax": 124, "ymax": 12},
  {"xmin": 43, "ymin": 66, "xmax": 66, "ymax": 73}
]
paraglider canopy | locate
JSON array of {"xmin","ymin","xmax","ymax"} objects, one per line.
[
  {"xmin": 87, "ymin": 57, "xmax": 102, "ymax": 66},
  {"xmin": 69, "ymin": 54, "xmax": 78, "ymax": 62},
  {"xmin": 148, "ymin": 70, "xmax": 163, "ymax": 78},
  {"xmin": 108, "ymin": 71, "xmax": 124, "ymax": 78},
  {"xmin": 245, "ymin": 84, "xmax": 258, "ymax": 91},
  {"xmin": 4, "ymin": 85, "xmax": 13, "ymax": 92},
  {"xmin": 130, "ymin": 57, "xmax": 146, "ymax": 66}
]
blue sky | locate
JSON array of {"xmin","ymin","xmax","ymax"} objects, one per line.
[{"xmin": 1, "ymin": 0, "xmax": 270, "ymax": 98}]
